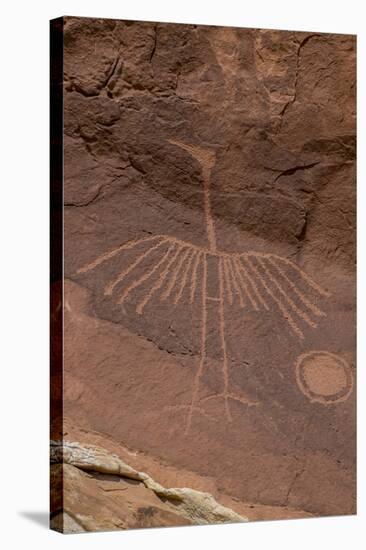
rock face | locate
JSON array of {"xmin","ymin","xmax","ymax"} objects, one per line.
[
  {"xmin": 51, "ymin": 16, "xmax": 356, "ymax": 532},
  {"xmin": 50, "ymin": 440, "xmax": 247, "ymax": 532},
  {"xmin": 51, "ymin": 463, "xmax": 192, "ymax": 532}
]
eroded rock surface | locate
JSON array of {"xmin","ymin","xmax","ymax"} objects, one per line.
[
  {"xmin": 54, "ymin": 16, "xmax": 356, "ymax": 530},
  {"xmin": 50, "ymin": 440, "xmax": 247, "ymax": 532}
]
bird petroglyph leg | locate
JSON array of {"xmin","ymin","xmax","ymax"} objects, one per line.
[
  {"xmin": 222, "ymin": 257, "xmax": 234, "ymax": 305},
  {"xmin": 185, "ymin": 253, "xmax": 208, "ymax": 434},
  {"xmin": 218, "ymin": 257, "xmax": 232, "ymax": 421}
]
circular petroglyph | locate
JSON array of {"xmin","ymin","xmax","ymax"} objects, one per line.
[{"xmin": 295, "ymin": 351, "xmax": 353, "ymax": 404}]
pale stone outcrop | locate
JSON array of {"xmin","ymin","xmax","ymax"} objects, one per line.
[{"xmin": 51, "ymin": 440, "xmax": 247, "ymax": 526}]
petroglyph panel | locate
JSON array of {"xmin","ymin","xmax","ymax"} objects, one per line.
[{"xmin": 57, "ymin": 17, "xmax": 356, "ymax": 530}]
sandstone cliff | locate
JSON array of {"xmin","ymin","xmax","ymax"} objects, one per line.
[{"xmin": 50, "ymin": 440, "xmax": 247, "ymax": 532}]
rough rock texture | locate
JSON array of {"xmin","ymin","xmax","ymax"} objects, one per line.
[
  {"xmin": 50, "ymin": 440, "xmax": 247, "ymax": 532},
  {"xmin": 51, "ymin": 463, "xmax": 191, "ymax": 532},
  {"xmin": 54, "ymin": 16, "xmax": 356, "ymax": 531}
]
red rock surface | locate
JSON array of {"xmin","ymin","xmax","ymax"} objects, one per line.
[{"xmin": 51, "ymin": 16, "xmax": 356, "ymax": 531}]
